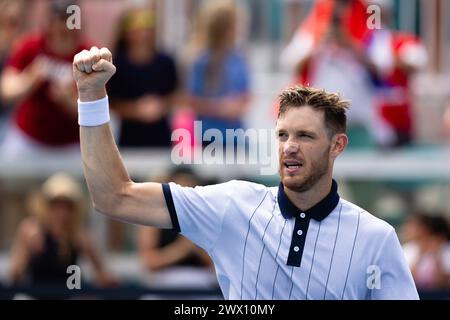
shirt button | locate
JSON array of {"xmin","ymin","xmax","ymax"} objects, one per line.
[
  {"xmin": 297, "ymin": 229, "xmax": 303, "ymax": 236},
  {"xmin": 300, "ymin": 212, "xmax": 306, "ymax": 218},
  {"xmin": 293, "ymin": 246, "xmax": 300, "ymax": 252}
]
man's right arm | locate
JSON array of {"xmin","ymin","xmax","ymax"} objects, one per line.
[{"xmin": 73, "ymin": 47, "xmax": 172, "ymax": 228}]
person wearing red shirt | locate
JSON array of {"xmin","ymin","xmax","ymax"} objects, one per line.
[
  {"xmin": 0, "ymin": 0, "xmax": 90, "ymax": 160},
  {"xmin": 366, "ymin": 0, "xmax": 428, "ymax": 147},
  {"xmin": 280, "ymin": 0, "xmax": 396, "ymax": 148}
]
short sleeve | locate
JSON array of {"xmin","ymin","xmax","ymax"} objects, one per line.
[
  {"xmin": 162, "ymin": 180, "xmax": 238, "ymax": 252},
  {"xmin": 370, "ymin": 228, "xmax": 419, "ymax": 300}
]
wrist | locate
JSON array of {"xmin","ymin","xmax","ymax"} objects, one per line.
[
  {"xmin": 78, "ymin": 95, "xmax": 110, "ymax": 126},
  {"xmin": 78, "ymin": 87, "xmax": 107, "ymax": 102}
]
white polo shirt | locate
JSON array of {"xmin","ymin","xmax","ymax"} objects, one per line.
[{"xmin": 162, "ymin": 179, "xmax": 419, "ymax": 300}]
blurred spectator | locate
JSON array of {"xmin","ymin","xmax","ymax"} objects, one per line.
[
  {"xmin": 281, "ymin": 0, "xmax": 394, "ymax": 148},
  {"xmin": 0, "ymin": 0, "xmax": 27, "ymax": 143},
  {"xmin": 8, "ymin": 173, "xmax": 117, "ymax": 294},
  {"xmin": 108, "ymin": 6, "xmax": 178, "ymax": 148},
  {"xmin": 137, "ymin": 166, "xmax": 214, "ymax": 288},
  {"xmin": 185, "ymin": 0, "xmax": 251, "ymax": 148},
  {"xmin": 401, "ymin": 213, "xmax": 450, "ymax": 291},
  {"xmin": 0, "ymin": 0, "xmax": 90, "ymax": 160},
  {"xmin": 367, "ymin": 0, "xmax": 428, "ymax": 147}
]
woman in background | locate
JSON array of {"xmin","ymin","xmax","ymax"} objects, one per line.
[
  {"xmin": 185, "ymin": 0, "xmax": 251, "ymax": 148},
  {"xmin": 9, "ymin": 173, "xmax": 117, "ymax": 294},
  {"xmin": 108, "ymin": 6, "xmax": 178, "ymax": 148}
]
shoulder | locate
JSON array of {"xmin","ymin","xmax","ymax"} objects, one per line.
[
  {"xmin": 172, "ymin": 179, "xmax": 271, "ymax": 201},
  {"xmin": 195, "ymin": 179, "xmax": 269, "ymax": 195},
  {"xmin": 340, "ymin": 198, "xmax": 394, "ymax": 237},
  {"xmin": 227, "ymin": 179, "xmax": 272, "ymax": 195},
  {"xmin": 16, "ymin": 33, "xmax": 44, "ymax": 51},
  {"xmin": 7, "ymin": 33, "xmax": 43, "ymax": 60}
]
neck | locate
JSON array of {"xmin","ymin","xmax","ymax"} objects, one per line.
[
  {"xmin": 284, "ymin": 175, "xmax": 333, "ymax": 212},
  {"xmin": 48, "ymin": 35, "xmax": 77, "ymax": 57},
  {"xmin": 127, "ymin": 45, "xmax": 154, "ymax": 64},
  {"xmin": 48, "ymin": 223, "xmax": 63, "ymax": 239}
]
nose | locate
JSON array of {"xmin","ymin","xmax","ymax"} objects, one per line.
[{"xmin": 283, "ymin": 138, "xmax": 299, "ymax": 155}]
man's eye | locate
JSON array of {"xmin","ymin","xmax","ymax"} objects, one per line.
[
  {"xmin": 278, "ymin": 132, "xmax": 287, "ymax": 138},
  {"xmin": 299, "ymin": 133, "xmax": 312, "ymax": 139}
]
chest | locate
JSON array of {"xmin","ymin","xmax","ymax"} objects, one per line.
[{"xmin": 214, "ymin": 206, "xmax": 371, "ymax": 299}]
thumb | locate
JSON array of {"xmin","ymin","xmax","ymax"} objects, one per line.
[{"xmin": 92, "ymin": 59, "xmax": 116, "ymax": 73}]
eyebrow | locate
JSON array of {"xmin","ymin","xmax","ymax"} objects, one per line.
[
  {"xmin": 296, "ymin": 130, "xmax": 317, "ymax": 136},
  {"xmin": 276, "ymin": 129, "xmax": 317, "ymax": 136}
]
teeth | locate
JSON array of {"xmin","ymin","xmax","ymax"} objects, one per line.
[{"xmin": 284, "ymin": 160, "xmax": 302, "ymax": 169}]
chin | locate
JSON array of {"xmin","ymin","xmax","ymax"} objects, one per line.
[{"xmin": 281, "ymin": 175, "xmax": 304, "ymax": 188}]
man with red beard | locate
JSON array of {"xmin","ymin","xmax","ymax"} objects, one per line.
[{"xmin": 72, "ymin": 47, "xmax": 418, "ymax": 299}]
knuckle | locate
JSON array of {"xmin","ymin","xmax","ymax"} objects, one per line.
[{"xmin": 101, "ymin": 47, "xmax": 111, "ymax": 55}]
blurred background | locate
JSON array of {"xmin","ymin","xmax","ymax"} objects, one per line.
[{"xmin": 0, "ymin": 0, "xmax": 450, "ymax": 299}]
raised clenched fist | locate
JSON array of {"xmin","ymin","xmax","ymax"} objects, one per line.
[{"xmin": 73, "ymin": 47, "xmax": 116, "ymax": 101}]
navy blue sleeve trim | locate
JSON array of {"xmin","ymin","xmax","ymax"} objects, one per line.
[{"xmin": 162, "ymin": 183, "xmax": 181, "ymax": 232}]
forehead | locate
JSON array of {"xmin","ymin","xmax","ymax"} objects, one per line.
[{"xmin": 276, "ymin": 106, "xmax": 326, "ymax": 133}]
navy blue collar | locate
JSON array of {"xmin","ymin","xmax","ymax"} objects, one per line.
[{"xmin": 277, "ymin": 180, "xmax": 340, "ymax": 221}]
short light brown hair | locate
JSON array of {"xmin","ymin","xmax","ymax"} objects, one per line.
[{"xmin": 278, "ymin": 85, "xmax": 350, "ymax": 137}]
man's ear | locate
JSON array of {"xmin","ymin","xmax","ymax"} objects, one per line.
[{"xmin": 331, "ymin": 133, "xmax": 348, "ymax": 158}]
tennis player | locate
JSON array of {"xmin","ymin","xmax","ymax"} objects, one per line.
[{"xmin": 73, "ymin": 47, "xmax": 418, "ymax": 300}]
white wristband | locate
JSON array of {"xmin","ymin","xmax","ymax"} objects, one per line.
[{"xmin": 78, "ymin": 95, "xmax": 110, "ymax": 127}]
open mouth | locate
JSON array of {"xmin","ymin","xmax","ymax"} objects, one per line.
[{"xmin": 283, "ymin": 159, "xmax": 303, "ymax": 171}]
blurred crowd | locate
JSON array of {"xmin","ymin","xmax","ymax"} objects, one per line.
[
  {"xmin": 0, "ymin": 0, "xmax": 450, "ymax": 299},
  {"xmin": 401, "ymin": 213, "xmax": 450, "ymax": 292},
  {"xmin": 1, "ymin": 0, "xmax": 449, "ymax": 157}
]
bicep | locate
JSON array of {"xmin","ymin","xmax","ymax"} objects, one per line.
[{"xmin": 112, "ymin": 182, "xmax": 172, "ymax": 229}]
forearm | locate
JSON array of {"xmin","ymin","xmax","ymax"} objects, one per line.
[
  {"xmin": 9, "ymin": 248, "xmax": 29, "ymax": 285},
  {"xmin": 79, "ymin": 88, "xmax": 132, "ymax": 214},
  {"xmin": 111, "ymin": 95, "xmax": 172, "ymax": 121},
  {"xmin": 0, "ymin": 71, "xmax": 39, "ymax": 103},
  {"xmin": 189, "ymin": 96, "xmax": 220, "ymax": 117},
  {"xmin": 75, "ymin": 47, "xmax": 172, "ymax": 228}
]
